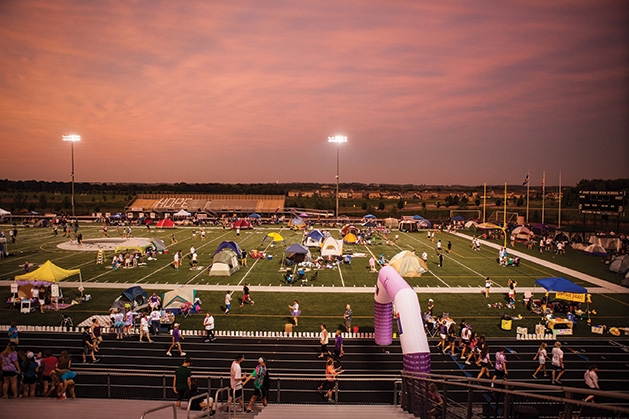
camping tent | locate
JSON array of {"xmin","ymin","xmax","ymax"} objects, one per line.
[
  {"xmin": 417, "ymin": 220, "xmax": 432, "ymax": 229},
  {"xmin": 209, "ymin": 249, "xmax": 240, "ymax": 276},
  {"xmin": 304, "ymin": 230, "xmax": 325, "ymax": 247},
  {"xmin": 609, "ymin": 255, "xmax": 629, "ymax": 276},
  {"xmin": 151, "ymin": 238, "xmax": 167, "ymax": 252},
  {"xmin": 321, "ymin": 236, "xmax": 343, "ymax": 257},
  {"xmin": 284, "ymin": 243, "xmax": 313, "ymax": 264},
  {"xmin": 111, "ymin": 286, "xmax": 149, "ymax": 311},
  {"xmin": 364, "ymin": 214, "xmax": 376, "ymax": 219},
  {"xmin": 0, "ymin": 208, "xmax": 11, "ymax": 216},
  {"xmin": 399, "ymin": 220, "xmax": 418, "ymax": 232},
  {"xmin": 289, "ymin": 217, "xmax": 306, "ymax": 229},
  {"xmin": 465, "ymin": 221, "xmax": 478, "ymax": 229},
  {"xmin": 156, "ymin": 218, "xmax": 175, "ymax": 229},
  {"xmin": 389, "ymin": 251, "xmax": 428, "ymax": 277},
  {"xmin": 215, "ymin": 241, "xmax": 242, "ymax": 256},
  {"xmin": 535, "ymin": 277, "xmax": 588, "ymax": 302},
  {"xmin": 452, "ymin": 215, "xmax": 466, "ymax": 221},
  {"xmin": 340, "ymin": 224, "xmax": 359, "ymax": 236},
  {"xmin": 162, "ymin": 288, "xmax": 198, "ymax": 314},
  {"xmin": 511, "ymin": 226, "xmax": 534, "ymax": 242},
  {"xmin": 343, "ymin": 233, "xmax": 357, "ymax": 244},
  {"xmin": 261, "ymin": 232, "xmax": 285, "ymax": 245},
  {"xmin": 383, "ymin": 217, "xmax": 398, "ymax": 228},
  {"xmin": 583, "ymin": 243, "xmax": 606, "ymax": 256},
  {"xmin": 232, "ymin": 219, "xmax": 253, "ymax": 229},
  {"xmin": 362, "ymin": 221, "xmax": 377, "ymax": 228}
]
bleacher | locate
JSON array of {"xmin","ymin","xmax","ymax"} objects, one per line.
[{"xmin": 126, "ymin": 194, "xmax": 285, "ymax": 216}]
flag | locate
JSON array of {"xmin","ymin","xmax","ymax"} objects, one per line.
[{"xmin": 522, "ymin": 173, "xmax": 529, "ymax": 186}]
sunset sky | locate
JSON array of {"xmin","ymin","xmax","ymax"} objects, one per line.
[{"xmin": 0, "ymin": 1, "xmax": 627, "ymax": 187}]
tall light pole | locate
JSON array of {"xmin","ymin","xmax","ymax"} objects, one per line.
[
  {"xmin": 63, "ymin": 134, "xmax": 81, "ymax": 218},
  {"xmin": 328, "ymin": 135, "xmax": 347, "ymax": 219}
]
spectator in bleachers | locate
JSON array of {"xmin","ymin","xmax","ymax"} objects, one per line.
[{"xmin": 428, "ymin": 382, "xmax": 443, "ymax": 419}]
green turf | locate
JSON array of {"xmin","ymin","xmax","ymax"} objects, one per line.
[{"xmin": 1, "ymin": 224, "xmax": 628, "ymax": 338}]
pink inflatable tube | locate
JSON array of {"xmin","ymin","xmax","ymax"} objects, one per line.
[{"xmin": 374, "ymin": 266, "xmax": 431, "ymax": 373}]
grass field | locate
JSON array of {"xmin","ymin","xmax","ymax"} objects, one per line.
[{"xmin": 1, "ymin": 223, "xmax": 627, "ymax": 338}]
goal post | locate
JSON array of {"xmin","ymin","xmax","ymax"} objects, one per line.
[
  {"xmin": 449, "ymin": 209, "xmax": 481, "ymax": 220},
  {"xmin": 489, "ymin": 210, "xmax": 520, "ymax": 224}
]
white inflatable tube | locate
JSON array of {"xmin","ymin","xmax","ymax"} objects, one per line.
[{"xmin": 374, "ymin": 266, "xmax": 431, "ymax": 373}]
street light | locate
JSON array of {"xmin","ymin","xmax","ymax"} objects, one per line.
[
  {"xmin": 62, "ymin": 134, "xmax": 80, "ymax": 218},
  {"xmin": 328, "ymin": 135, "xmax": 348, "ymax": 219}
]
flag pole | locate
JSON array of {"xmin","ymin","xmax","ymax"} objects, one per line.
[
  {"xmin": 526, "ymin": 171, "xmax": 530, "ymax": 224},
  {"xmin": 541, "ymin": 170, "xmax": 546, "ymax": 224},
  {"xmin": 558, "ymin": 170, "xmax": 562, "ymax": 228},
  {"xmin": 503, "ymin": 182, "xmax": 508, "ymax": 247},
  {"xmin": 483, "ymin": 183, "xmax": 486, "ymax": 223}
]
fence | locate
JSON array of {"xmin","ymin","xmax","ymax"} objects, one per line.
[
  {"xmin": 72, "ymin": 369, "xmax": 629, "ymax": 418},
  {"xmin": 401, "ymin": 371, "xmax": 629, "ymax": 419}
]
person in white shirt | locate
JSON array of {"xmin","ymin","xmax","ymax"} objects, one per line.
[
  {"xmin": 551, "ymin": 341, "xmax": 565, "ymax": 384},
  {"xmin": 204, "ymin": 312, "xmax": 216, "ymax": 342},
  {"xmin": 139, "ymin": 312, "xmax": 153, "ymax": 343},
  {"xmin": 227, "ymin": 354, "xmax": 245, "ymax": 411},
  {"xmin": 584, "ymin": 364, "xmax": 599, "ymax": 402}
]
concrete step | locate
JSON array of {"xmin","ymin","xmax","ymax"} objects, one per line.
[{"xmin": 254, "ymin": 404, "xmax": 412, "ymax": 419}]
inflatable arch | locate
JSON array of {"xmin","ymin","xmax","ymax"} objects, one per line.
[{"xmin": 374, "ymin": 266, "xmax": 430, "ymax": 374}]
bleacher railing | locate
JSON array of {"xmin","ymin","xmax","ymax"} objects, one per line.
[{"xmin": 75, "ymin": 369, "xmax": 629, "ymax": 418}]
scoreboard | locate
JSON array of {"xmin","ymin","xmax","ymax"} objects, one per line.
[{"xmin": 578, "ymin": 190, "xmax": 626, "ymax": 216}]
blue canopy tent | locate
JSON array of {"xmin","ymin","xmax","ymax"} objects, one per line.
[
  {"xmin": 364, "ymin": 214, "xmax": 376, "ymax": 219},
  {"xmin": 535, "ymin": 277, "xmax": 590, "ymax": 322},
  {"xmin": 215, "ymin": 241, "xmax": 242, "ymax": 256},
  {"xmin": 535, "ymin": 277, "xmax": 587, "ymax": 295},
  {"xmin": 412, "ymin": 215, "xmax": 424, "ymax": 220}
]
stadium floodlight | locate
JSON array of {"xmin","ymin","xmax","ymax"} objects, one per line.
[
  {"xmin": 328, "ymin": 135, "xmax": 348, "ymax": 219},
  {"xmin": 62, "ymin": 134, "xmax": 81, "ymax": 218}
]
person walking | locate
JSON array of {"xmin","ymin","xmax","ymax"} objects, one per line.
[
  {"xmin": 318, "ymin": 324, "xmax": 329, "ymax": 358},
  {"xmin": 289, "ymin": 300, "xmax": 301, "ymax": 326},
  {"xmin": 477, "ymin": 346, "xmax": 493, "ymax": 379},
  {"xmin": 240, "ymin": 283, "xmax": 254, "ymax": 307},
  {"xmin": 343, "ymin": 304, "xmax": 353, "ymax": 333},
  {"xmin": 7, "ymin": 322, "xmax": 19, "ymax": 345},
  {"xmin": 81, "ymin": 327, "xmax": 99, "ymax": 364},
  {"xmin": 551, "ymin": 341, "xmax": 565, "ymax": 384},
  {"xmin": 149, "ymin": 308, "xmax": 161, "ymax": 336},
  {"xmin": 166, "ymin": 324, "xmax": 186, "ymax": 356},
  {"xmin": 317, "ymin": 355, "xmax": 344, "ymax": 403},
  {"xmin": 447, "ymin": 241, "xmax": 452, "ymax": 254},
  {"xmin": 224, "ymin": 291, "xmax": 232, "ymax": 315},
  {"xmin": 584, "ymin": 364, "xmax": 599, "ymax": 402},
  {"xmin": 492, "ymin": 347, "xmax": 508, "ymax": 384},
  {"xmin": 227, "ymin": 354, "xmax": 246, "ymax": 412},
  {"xmin": 1, "ymin": 342, "xmax": 20, "ymax": 399},
  {"xmin": 485, "ymin": 277, "xmax": 491, "ymax": 298},
  {"xmin": 139, "ymin": 312, "xmax": 153, "ymax": 343},
  {"xmin": 333, "ymin": 329, "xmax": 344, "ymax": 361},
  {"xmin": 173, "ymin": 357, "xmax": 192, "ymax": 408},
  {"xmin": 532, "ymin": 342, "xmax": 548, "ymax": 378},
  {"xmin": 204, "ymin": 312, "xmax": 216, "ymax": 342},
  {"xmin": 438, "ymin": 252, "xmax": 443, "ymax": 268},
  {"xmin": 243, "ymin": 357, "xmax": 269, "ymax": 413}
]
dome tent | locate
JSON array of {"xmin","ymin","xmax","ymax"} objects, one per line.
[
  {"xmin": 389, "ymin": 251, "xmax": 428, "ymax": 277},
  {"xmin": 209, "ymin": 249, "xmax": 240, "ymax": 276}
]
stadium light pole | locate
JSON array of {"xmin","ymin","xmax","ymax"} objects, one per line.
[
  {"xmin": 63, "ymin": 134, "xmax": 81, "ymax": 218},
  {"xmin": 328, "ymin": 135, "xmax": 347, "ymax": 219}
]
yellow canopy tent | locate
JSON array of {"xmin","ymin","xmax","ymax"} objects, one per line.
[{"xmin": 14, "ymin": 260, "xmax": 83, "ymax": 296}]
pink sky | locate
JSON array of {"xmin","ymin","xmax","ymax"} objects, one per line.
[{"xmin": 0, "ymin": 1, "xmax": 627, "ymax": 186}]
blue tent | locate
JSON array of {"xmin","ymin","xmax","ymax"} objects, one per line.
[
  {"xmin": 364, "ymin": 214, "xmax": 376, "ymax": 219},
  {"xmin": 452, "ymin": 215, "xmax": 466, "ymax": 221},
  {"xmin": 249, "ymin": 213, "xmax": 261, "ymax": 219},
  {"xmin": 214, "ymin": 241, "xmax": 242, "ymax": 256},
  {"xmin": 284, "ymin": 243, "xmax": 309, "ymax": 254},
  {"xmin": 412, "ymin": 215, "xmax": 424, "ymax": 220},
  {"xmin": 110, "ymin": 286, "xmax": 148, "ymax": 311},
  {"xmin": 535, "ymin": 277, "xmax": 587, "ymax": 294}
]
